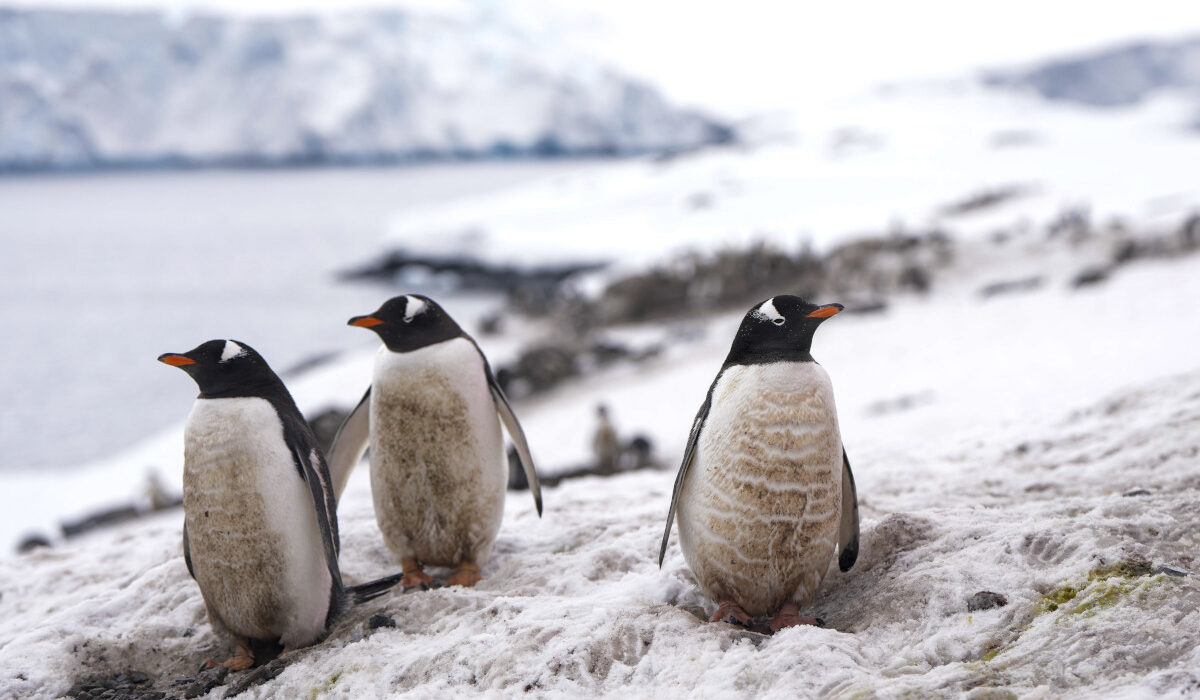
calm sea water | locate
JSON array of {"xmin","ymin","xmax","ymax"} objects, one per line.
[{"xmin": 0, "ymin": 162, "xmax": 583, "ymax": 469}]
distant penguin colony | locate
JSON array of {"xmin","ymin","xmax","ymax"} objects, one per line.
[{"xmin": 160, "ymin": 292, "xmax": 858, "ymax": 669}]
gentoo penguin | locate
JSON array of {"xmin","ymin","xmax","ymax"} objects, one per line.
[
  {"xmin": 658, "ymin": 296, "xmax": 860, "ymax": 632},
  {"xmin": 328, "ymin": 295, "xmax": 543, "ymax": 589},
  {"xmin": 160, "ymin": 340, "xmax": 403, "ymax": 669},
  {"xmin": 592, "ymin": 403, "xmax": 620, "ymax": 475}
]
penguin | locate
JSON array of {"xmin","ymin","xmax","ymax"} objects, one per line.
[
  {"xmin": 657, "ymin": 296, "xmax": 860, "ymax": 632},
  {"xmin": 159, "ymin": 339, "xmax": 404, "ymax": 670},
  {"xmin": 591, "ymin": 403, "xmax": 620, "ymax": 475},
  {"xmin": 328, "ymin": 295, "xmax": 543, "ymax": 589}
]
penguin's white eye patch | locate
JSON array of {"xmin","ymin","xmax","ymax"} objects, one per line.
[
  {"xmin": 403, "ymin": 295, "xmax": 427, "ymax": 323},
  {"xmin": 220, "ymin": 340, "xmax": 246, "ymax": 363},
  {"xmin": 753, "ymin": 298, "xmax": 785, "ymax": 325}
]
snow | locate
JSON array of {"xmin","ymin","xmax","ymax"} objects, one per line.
[
  {"xmin": 382, "ymin": 85, "xmax": 1200, "ymax": 273},
  {"xmin": 1, "ymin": 236, "xmax": 1198, "ymax": 697},
  {"xmin": 0, "ymin": 6, "xmax": 727, "ymax": 170}
]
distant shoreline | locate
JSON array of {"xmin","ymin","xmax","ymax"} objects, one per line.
[{"xmin": 0, "ymin": 139, "xmax": 734, "ymax": 179}]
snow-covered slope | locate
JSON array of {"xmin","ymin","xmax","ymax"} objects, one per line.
[
  {"xmin": 376, "ymin": 82, "xmax": 1200, "ymax": 276},
  {"xmin": 0, "ymin": 7, "xmax": 730, "ymax": 170},
  {"xmin": 1, "ymin": 248, "xmax": 1198, "ymax": 698}
]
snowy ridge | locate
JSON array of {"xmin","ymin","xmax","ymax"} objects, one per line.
[
  {"xmin": 985, "ymin": 35, "xmax": 1200, "ymax": 111},
  {"xmin": 0, "ymin": 7, "xmax": 731, "ymax": 170}
]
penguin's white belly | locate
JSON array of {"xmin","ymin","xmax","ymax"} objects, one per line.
[
  {"xmin": 182, "ymin": 398, "xmax": 331, "ymax": 647},
  {"xmin": 369, "ymin": 338, "xmax": 506, "ymax": 567},
  {"xmin": 677, "ymin": 362, "xmax": 843, "ymax": 616}
]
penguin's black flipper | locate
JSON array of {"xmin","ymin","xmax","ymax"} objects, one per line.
[
  {"xmin": 328, "ymin": 388, "xmax": 371, "ymax": 503},
  {"xmin": 838, "ymin": 449, "xmax": 860, "ymax": 572},
  {"xmin": 283, "ymin": 420, "xmax": 344, "ymax": 592},
  {"xmin": 182, "ymin": 522, "xmax": 195, "ymax": 580},
  {"xmin": 347, "ymin": 572, "xmax": 408, "ymax": 605},
  {"xmin": 659, "ymin": 383, "xmax": 716, "ymax": 567},
  {"xmin": 481, "ymin": 356, "xmax": 543, "ymax": 517}
]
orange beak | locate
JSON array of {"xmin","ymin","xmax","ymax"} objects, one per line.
[
  {"xmin": 805, "ymin": 304, "xmax": 843, "ymax": 319},
  {"xmin": 349, "ymin": 316, "xmax": 384, "ymax": 328},
  {"xmin": 158, "ymin": 354, "xmax": 196, "ymax": 366}
]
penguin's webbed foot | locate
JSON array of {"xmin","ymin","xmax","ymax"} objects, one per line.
[
  {"xmin": 400, "ymin": 558, "xmax": 434, "ymax": 591},
  {"xmin": 769, "ymin": 603, "xmax": 823, "ymax": 633},
  {"xmin": 400, "ymin": 571, "xmax": 434, "ymax": 590},
  {"xmin": 711, "ymin": 600, "xmax": 751, "ymax": 626},
  {"xmin": 204, "ymin": 643, "xmax": 254, "ymax": 671},
  {"xmin": 446, "ymin": 561, "xmax": 481, "ymax": 588}
]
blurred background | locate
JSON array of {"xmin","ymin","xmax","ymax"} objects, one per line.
[{"xmin": 4, "ymin": 0, "xmax": 1200, "ymax": 548}]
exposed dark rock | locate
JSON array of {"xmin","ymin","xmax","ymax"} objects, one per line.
[
  {"xmin": 477, "ymin": 312, "xmax": 504, "ymax": 336},
  {"xmin": 1114, "ymin": 239, "xmax": 1142, "ymax": 265},
  {"xmin": 586, "ymin": 240, "xmax": 840, "ymax": 325},
  {"xmin": 61, "ymin": 506, "xmax": 141, "ymax": 539},
  {"xmin": 67, "ymin": 670, "xmax": 161, "ymax": 700},
  {"xmin": 367, "ymin": 614, "xmax": 397, "ymax": 630},
  {"xmin": 222, "ymin": 658, "xmax": 289, "ymax": 698},
  {"xmin": 535, "ymin": 441, "xmax": 664, "ymax": 488},
  {"xmin": 939, "ymin": 185, "xmax": 1031, "ymax": 217},
  {"xmin": 1122, "ymin": 488, "xmax": 1152, "ymax": 497},
  {"xmin": 1046, "ymin": 206, "xmax": 1091, "ymax": 240},
  {"xmin": 1072, "ymin": 266, "xmax": 1110, "ymax": 288},
  {"xmin": 497, "ymin": 344, "xmax": 579, "ymax": 398},
  {"xmin": 172, "ymin": 665, "xmax": 229, "ymax": 699},
  {"xmin": 340, "ymin": 229, "xmax": 959, "ymax": 331},
  {"xmin": 495, "ymin": 338, "xmax": 662, "ymax": 400},
  {"xmin": 1154, "ymin": 565, "xmax": 1191, "ymax": 577},
  {"xmin": 1181, "ymin": 214, "xmax": 1200, "ymax": 250},
  {"xmin": 17, "ymin": 532, "xmax": 52, "ymax": 554},
  {"xmin": 307, "ymin": 407, "xmax": 349, "ymax": 455},
  {"xmin": 338, "ymin": 250, "xmax": 606, "ymax": 315},
  {"xmin": 979, "ymin": 276, "xmax": 1044, "ymax": 298},
  {"xmin": 967, "ymin": 591, "xmax": 1009, "ymax": 612}
]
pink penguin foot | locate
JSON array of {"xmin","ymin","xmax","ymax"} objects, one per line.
[
  {"xmin": 769, "ymin": 603, "xmax": 823, "ymax": 633},
  {"xmin": 710, "ymin": 600, "xmax": 751, "ymax": 626}
]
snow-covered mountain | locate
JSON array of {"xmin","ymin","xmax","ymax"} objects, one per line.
[
  {"xmin": 0, "ymin": 7, "xmax": 731, "ymax": 170},
  {"xmin": 985, "ymin": 35, "xmax": 1200, "ymax": 110}
]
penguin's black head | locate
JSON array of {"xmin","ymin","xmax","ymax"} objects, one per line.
[
  {"xmin": 158, "ymin": 339, "xmax": 281, "ymax": 398},
  {"xmin": 348, "ymin": 294, "xmax": 465, "ymax": 353},
  {"xmin": 724, "ymin": 295, "xmax": 843, "ymax": 366}
]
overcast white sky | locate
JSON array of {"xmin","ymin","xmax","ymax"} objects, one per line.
[{"xmin": 9, "ymin": 0, "xmax": 1200, "ymax": 114}]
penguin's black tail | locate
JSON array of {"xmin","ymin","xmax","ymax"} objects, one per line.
[{"xmin": 348, "ymin": 572, "xmax": 407, "ymax": 605}]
